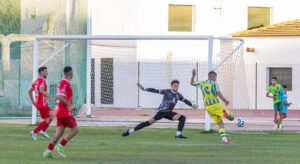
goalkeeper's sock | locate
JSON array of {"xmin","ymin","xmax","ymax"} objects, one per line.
[
  {"xmin": 219, "ymin": 128, "xmax": 228, "ymax": 142},
  {"xmin": 134, "ymin": 121, "xmax": 151, "ymax": 131},
  {"xmin": 176, "ymin": 131, "xmax": 182, "ymax": 136},
  {"xmin": 128, "ymin": 128, "xmax": 135, "ymax": 134},
  {"xmin": 177, "ymin": 115, "xmax": 186, "ymax": 132}
]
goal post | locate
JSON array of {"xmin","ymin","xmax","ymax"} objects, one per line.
[{"xmin": 32, "ymin": 35, "xmax": 246, "ymax": 131}]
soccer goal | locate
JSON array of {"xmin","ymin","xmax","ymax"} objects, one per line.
[{"xmin": 32, "ymin": 35, "xmax": 249, "ymax": 131}]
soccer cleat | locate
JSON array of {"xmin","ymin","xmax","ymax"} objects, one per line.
[
  {"xmin": 223, "ymin": 140, "xmax": 233, "ymax": 145},
  {"xmin": 43, "ymin": 150, "xmax": 54, "ymax": 158},
  {"xmin": 273, "ymin": 124, "xmax": 279, "ymax": 130},
  {"xmin": 278, "ymin": 124, "xmax": 283, "ymax": 130},
  {"xmin": 175, "ymin": 134, "xmax": 187, "ymax": 139},
  {"xmin": 56, "ymin": 145, "xmax": 66, "ymax": 158},
  {"xmin": 223, "ymin": 110, "xmax": 234, "ymax": 121},
  {"xmin": 122, "ymin": 130, "xmax": 130, "ymax": 137},
  {"xmin": 39, "ymin": 131, "xmax": 50, "ymax": 139},
  {"xmin": 31, "ymin": 131, "xmax": 37, "ymax": 141}
]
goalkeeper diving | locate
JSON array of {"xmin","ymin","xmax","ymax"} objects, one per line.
[
  {"xmin": 122, "ymin": 80, "xmax": 198, "ymax": 139},
  {"xmin": 190, "ymin": 69, "xmax": 234, "ymax": 144}
]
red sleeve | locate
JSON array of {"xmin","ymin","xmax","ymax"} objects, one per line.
[
  {"xmin": 31, "ymin": 82, "xmax": 35, "ymax": 89},
  {"xmin": 57, "ymin": 81, "xmax": 67, "ymax": 97},
  {"xmin": 39, "ymin": 79, "xmax": 46, "ymax": 89},
  {"xmin": 32, "ymin": 79, "xmax": 38, "ymax": 89}
]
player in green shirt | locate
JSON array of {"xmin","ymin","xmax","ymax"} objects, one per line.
[{"xmin": 266, "ymin": 77, "xmax": 283, "ymax": 130}]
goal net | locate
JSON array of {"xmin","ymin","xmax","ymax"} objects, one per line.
[{"xmin": 33, "ymin": 35, "xmax": 253, "ymax": 131}]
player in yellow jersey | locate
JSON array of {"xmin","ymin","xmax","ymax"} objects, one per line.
[{"xmin": 190, "ymin": 69, "xmax": 234, "ymax": 144}]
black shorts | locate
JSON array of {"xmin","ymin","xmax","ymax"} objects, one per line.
[{"xmin": 153, "ymin": 111, "xmax": 177, "ymax": 121}]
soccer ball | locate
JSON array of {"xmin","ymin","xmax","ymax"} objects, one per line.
[{"xmin": 237, "ymin": 117, "xmax": 245, "ymax": 127}]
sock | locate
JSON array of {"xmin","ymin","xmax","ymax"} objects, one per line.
[
  {"xmin": 219, "ymin": 128, "xmax": 227, "ymax": 142},
  {"xmin": 176, "ymin": 131, "xmax": 182, "ymax": 136},
  {"xmin": 134, "ymin": 121, "xmax": 151, "ymax": 131},
  {"xmin": 42, "ymin": 119, "xmax": 53, "ymax": 132},
  {"xmin": 60, "ymin": 139, "xmax": 68, "ymax": 147},
  {"xmin": 128, "ymin": 128, "xmax": 135, "ymax": 134},
  {"xmin": 177, "ymin": 115, "xmax": 186, "ymax": 132},
  {"xmin": 48, "ymin": 143, "xmax": 55, "ymax": 151},
  {"xmin": 34, "ymin": 121, "xmax": 48, "ymax": 133}
]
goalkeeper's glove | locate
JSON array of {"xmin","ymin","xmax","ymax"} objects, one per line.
[
  {"xmin": 137, "ymin": 83, "xmax": 146, "ymax": 91},
  {"xmin": 192, "ymin": 103, "xmax": 198, "ymax": 109}
]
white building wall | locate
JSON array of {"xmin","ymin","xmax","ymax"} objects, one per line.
[
  {"xmin": 90, "ymin": 0, "xmax": 300, "ymax": 109},
  {"xmin": 135, "ymin": 0, "xmax": 300, "ymax": 35},
  {"xmin": 243, "ymin": 38, "xmax": 300, "ymax": 110},
  {"xmin": 89, "ymin": 0, "xmax": 137, "ymax": 35}
]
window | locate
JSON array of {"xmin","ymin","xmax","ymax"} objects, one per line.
[
  {"xmin": 168, "ymin": 5, "xmax": 193, "ymax": 32},
  {"xmin": 269, "ymin": 68, "xmax": 292, "ymax": 90},
  {"xmin": 101, "ymin": 58, "xmax": 114, "ymax": 104},
  {"xmin": 248, "ymin": 7, "xmax": 271, "ymax": 30},
  {"xmin": 91, "ymin": 58, "xmax": 95, "ymax": 104}
]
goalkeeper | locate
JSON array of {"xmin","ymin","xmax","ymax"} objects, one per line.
[{"xmin": 122, "ymin": 80, "xmax": 198, "ymax": 139}]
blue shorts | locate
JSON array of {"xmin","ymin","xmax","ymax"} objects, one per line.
[
  {"xmin": 273, "ymin": 102, "xmax": 283, "ymax": 111},
  {"xmin": 281, "ymin": 105, "xmax": 288, "ymax": 114}
]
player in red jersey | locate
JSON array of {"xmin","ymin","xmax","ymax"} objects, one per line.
[
  {"xmin": 43, "ymin": 66, "xmax": 79, "ymax": 158},
  {"xmin": 28, "ymin": 66, "xmax": 55, "ymax": 140}
]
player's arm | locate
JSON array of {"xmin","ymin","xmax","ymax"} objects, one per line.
[
  {"xmin": 137, "ymin": 83, "xmax": 164, "ymax": 94},
  {"xmin": 56, "ymin": 95, "xmax": 76, "ymax": 111},
  {"xmin": 57, "ymin": 83, "xmax": 75, "ymax": 111},
  {"xmin": 56, "ymin": 95, "xmax": 70, "ymax": 106},
  {"xmin": 266, "ymin": 92, "xmax": 274, "ymax": 99},
  {"xmin": 281, "ymin": 98, "xmax": 292, "ymax": 106},
  {"xmin": 214, "ymin": 83, "xmax": 229, "ymax": 105},
  {"xmin": 28, "ymin": 88, "xmax": 35, "ymax": 105},
  {"xmin": 40, "ymin": 87, "xmax": 56, "ymax": 101},
  {"xmin": 217, "ymin": 91, "xmax": 229, "ymax": 106},
  {"xmin": 279, "ymin": 91, "xmax": 292, "ymax": 106},
  {"xmin": 282, "ymin": 100, "xmax": 291, "ymax": 106},
  {"xmin": 190, "ymin": 68, "xmax": 197, "ymax": 86},
  {"xmin": 266, "ymin": 87, "xmax": 274, "ymax": 99},
  {"xmin": 179, "ymin": 95, "xmax": 198, "ymax": 109}
]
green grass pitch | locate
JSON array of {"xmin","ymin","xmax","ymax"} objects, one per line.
[{"xmin": 0, "ymin": 124, "xmax": 300, "ymax": 164}]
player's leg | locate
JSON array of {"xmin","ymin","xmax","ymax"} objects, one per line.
[
  {"xmin": 56, "ymin": 123, "xmax": 79, "ymax": 158},
  {"xmin": 223, "ymin": 108, "xmax": 234, "ymax": 121},
  {"xmin": 39, "ymin": 117, "xmax": 53, "ymax": 139},
  {"xmin": 278, "ymin": 113, "xmax": 286, "ymax": 129},
  {"xmin": 273, "ymin": 111, "xmax": 280, "ymax": 130},
  {"xmin": 122, "ymin": 117, "xmax": 157, "ymax": 137},
  {"xmin": 122, "ymin": 111, "xmax": 167, "ymax": 137},
  {"xmin": 40, "ymin": 107, "xmax": 53, "ymax": 136},
  {"xmin": 279, "ymin": 104, "xmax": 287, "ymax": 129},
  {"xmin": 31, "ymin": 108, "xmax": 50, "ymax": 140},
  {"xmin": 206, "ymin": 104, "xmax": 232, "ymax": 144},
  {"xmin": 273, "ymin": 103, "xmax": 280, "ymax": 130},
  {"xmin": 43, "ymin": 125, "xmax": 65, "ymax": 158},
  {"xmin": 216, "ymin": 119, "xmax": 232, "ymax": 144},
  {"xmin": 171, "ymin": 113, "xmax": 187, "ymax": 139}
]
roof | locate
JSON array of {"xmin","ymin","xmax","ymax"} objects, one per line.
[{"xmin": 232, "ymin": 19, "xmax": 300, "ymax": 37}]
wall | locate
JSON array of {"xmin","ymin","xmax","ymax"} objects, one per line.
[
  {"xmin": 89, "ymin": 0, "xmax": 137, "ymax": 35},
  {"xmin": 90, "ymin": 0, "xmax": 300, "ymax": 110},
  {"xmin": 243, "ymin": 38, "xmax": 300, "ymax": 110}
]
